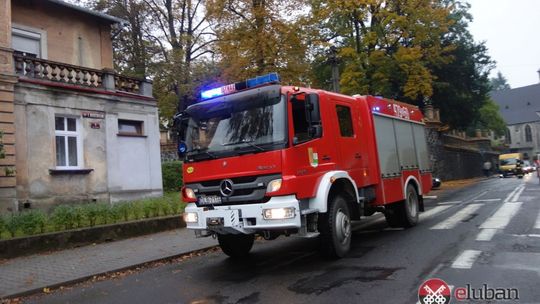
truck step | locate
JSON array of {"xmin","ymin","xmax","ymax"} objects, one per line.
[
  {"xmin": 297, "ymin": 232, "xmax": 320, "ymax": 238},
  {"xmin": 301, "ymin": 208, "xmax": 318, "ymax": 215}
]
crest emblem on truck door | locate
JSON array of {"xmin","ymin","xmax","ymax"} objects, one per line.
[
  {"xmin": 220, "ymin": 179, "xmax": 234, "ymax": 197},
  {"xmin": 308, "ymin": 147, "xmax": 319, "ymax": 168}
]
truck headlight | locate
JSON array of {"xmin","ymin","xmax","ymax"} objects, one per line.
[
  {"xmin": 183, "ymin": 212, "xmax": 198, "ymax": 223},
  {"xmin": 266, "ymin": 179, "xmax": 282, "ymax": 193},
  {"xmin": 263, "ymin": 207, "xmax": 295, "ymax": 220}
]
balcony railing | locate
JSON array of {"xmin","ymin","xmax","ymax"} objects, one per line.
[{"xmin": 13, "ymin": 54, "xmax": 152, "ymax": 97}]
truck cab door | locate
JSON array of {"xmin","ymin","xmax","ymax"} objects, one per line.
[{"xmin": 332, "ymin": 99, "xmax": 366, "ymax": 184}]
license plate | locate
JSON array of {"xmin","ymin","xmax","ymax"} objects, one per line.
[{"xmin": 198, "ymin": 195, "xmax": 222, "ymax": 205}]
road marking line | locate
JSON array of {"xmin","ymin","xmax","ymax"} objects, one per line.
[
  {"xmin": 535, "ymin": 210, "xmax": 540, "ymax": 229},
  {"xmin": 420, "ymin": 205, "xmax": 452, "ymax": 219},
  {"xmin": 423, "ymin": 195, "xmax": 438, "ymax": 199},
  {"xmin": 510, "ymin": 186, "xmax": 525, "ymax": 202},
  {"xmin": 451, "ymin": 250, "xmax": 482, "ymax": 269},
  {"xmin": 438, "ymin": 201, "xmax": 462, "ymax": 205},
  {"xmin": 473, "ymin": 198, "xmax": 501, "ymax": 202},
  {"xmin": 430, "ymin": 204, "xmax": 483, "ymax": 230},
  {"xmin": 476, "ymin": 228, "xmax": 498, "ymax": 241},
  {"xmin": 503, "ymin": 185, "xmax": 523, "ymax": 203},
  {"xmin": 506, "ymin": 185, "xmax": 525, "ymax": 203},
  {"xmin": 480, "ymin": 202, "xmax": 522, "ymax": 229},
  {"xmin": 527, "ymin": 234, "xmax": 540, "ymax": 238}
]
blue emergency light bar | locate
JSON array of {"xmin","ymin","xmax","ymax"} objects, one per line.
[{"xmin": 200, "ymin": 72, "xmax": 280, "ymax": 100}]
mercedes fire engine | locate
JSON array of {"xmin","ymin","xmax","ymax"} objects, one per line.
[{"xmin": 176, "ymin": 73, "xmax": 432, "ymax": 258}]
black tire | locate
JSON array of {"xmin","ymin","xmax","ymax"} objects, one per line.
[
  {"xmin": 384, "ymin": 184, "xmax": 419, "ymax": 228},
  {"xmin": 318, "ymin": 195, "xmax": 352, "ymax": 258},
  {"xmin": 217, "ymin": 233, "xmax": 254, "ymax": 258}
]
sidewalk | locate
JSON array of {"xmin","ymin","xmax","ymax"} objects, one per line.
[{"xmin": 0, "ymin": 228, "xmax": 217, "ymax": 299}]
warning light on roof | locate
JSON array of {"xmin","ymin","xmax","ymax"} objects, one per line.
[{"xmin": 200, "ymin": 73, "xmax": 280, "ymax": 100}]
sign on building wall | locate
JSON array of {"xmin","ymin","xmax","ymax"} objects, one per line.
[{"xmin": 82, "ymin": 112, "xmax": 105, "ymax": 119}]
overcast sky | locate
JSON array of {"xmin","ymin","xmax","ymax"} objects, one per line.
[{"xmin": 468, "ymin": 0, "xmax": 540, "ymax": 88}]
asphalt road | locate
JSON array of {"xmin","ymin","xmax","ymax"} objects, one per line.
[{"xmin": 26, "ymin": 175, "xmax": 540, "ymax": 304}]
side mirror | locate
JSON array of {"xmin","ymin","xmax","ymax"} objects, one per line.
[{"xmin": 305, "ymin": 93, "xmax": 321, "ymax": 124}]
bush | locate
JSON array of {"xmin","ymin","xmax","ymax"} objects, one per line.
[
  {"xmin": 95, "ymin": 204, "xmax": 110, "ymax": 225},
  {"xmin": 5, "ymin": 214, "xmax": 21, "ymax": 237},
  {"xmin": 142, "ymin": 200, "xmax": 159, "ymax": 218},
  {"xmin": 51, "ymin": 205, "xmax": 75, "ymax": 230},
  {"xmin": 113, "ymin": 202, "xmax": 131, "ymax": 222},
  {"xmin": 18, "ymin": 210, "xmax": 47, "ymax": 235},
  {"xmin": 162, "ymin": 161, "xmax": 183, "ymax": 191},
  {"xmin": 84, "ymin": 203, "xmax": 100, "ymax": 227},
  {"xmin": 0, "ymin": 215, "xmax": 5, "ymax": 237},
  {"xmin": 0, "ymin": 192, "xmax": 185, "ymax": 240},
  {"xmin": 19, "ymin": 210, "xmax": 47, "ymax": 235},
  {"xmin": 73, "ymin": 206, "xmax": 86, "ymax": 228}
]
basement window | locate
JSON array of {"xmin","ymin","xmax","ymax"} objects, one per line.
[{"xmin": 118, "ymin": 119, "xmax": 145, "ymax": 137}]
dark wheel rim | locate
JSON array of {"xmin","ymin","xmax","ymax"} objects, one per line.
[
  {"xmin": 335, "ymin": 208, "xmax": 351, "ymax": 245},
  {"xmin": 406, "ymin": 188, "xmax": 418, "ymax": 217}
]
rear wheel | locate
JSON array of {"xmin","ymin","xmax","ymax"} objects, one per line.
[
  {"xmin": 384, "ymin": 184, "xmax": 419, "ymax": 228},
  {"xmin": 217, "ymin": 233, "xmax": 254, "ymax": 258},
  {"xmin": 318, "ymin": 195, "xmax": 352, "ymax": 258}
]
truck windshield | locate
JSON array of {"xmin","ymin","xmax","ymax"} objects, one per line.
[
  {"xmin": 184, "ymin": 95, "xmax": 286, "ymax": 160},
  {"xmin": 500, "ymin": 158, "xmax": 517, "ymax": 166}
]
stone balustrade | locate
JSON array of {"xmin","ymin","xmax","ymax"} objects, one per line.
[{"xmin": 13, "ymin": 54, "xmax": 152, "ymax": 97}]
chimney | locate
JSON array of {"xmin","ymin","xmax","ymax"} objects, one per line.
[{"xmin": 538, "ymin": 68, "xmax": 540, "ymax": 83}]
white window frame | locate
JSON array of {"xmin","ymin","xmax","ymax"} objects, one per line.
[
  {"xmin": 11, "ymin": 23, "xmax": 48, "ymax": 59},
  {"xmin": 55, "ymin": 116, "xmax": 83, "ymax": 169},
  {"xmin": 117, "ymin": 119, "xmax": 145, "ymax": 136}
]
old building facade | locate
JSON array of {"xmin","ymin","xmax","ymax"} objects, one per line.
[
  {"xmin": 491, "ymin": 82, "xmax": 540, "ymax": 161},
  {"xmin": 0, "ymin": 0, "xmax": 162, "ymax": 213}
]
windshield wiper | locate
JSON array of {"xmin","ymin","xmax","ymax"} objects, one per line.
[
  {"xmin": 187, "ymin": 149, "xmax": 217, "ymax": 160},
  {"xmin": 222, "ymin": 140, "xmax": 266, "ymax": 152}
]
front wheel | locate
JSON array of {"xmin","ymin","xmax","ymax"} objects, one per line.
[
  {"xmin": 217, "ymin": 233, "xmax": 255, "ymax": 258},
  {"xmin": 318, "ymin": 195, "xmax": 352, "ymax": 258},
  {"xmin": 384, "ymin": 184, "xmax": 419, "ymax": 228}
]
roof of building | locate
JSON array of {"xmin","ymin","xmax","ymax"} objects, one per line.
[
  {"xmin": 44, "ymin": 0, "xmax": 127, "ymax": 25},
  {"xmin": 491, "ymin": 83, "xmax": 540, "ymax": 125}
]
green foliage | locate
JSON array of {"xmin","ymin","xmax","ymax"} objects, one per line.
[
  {"xmin": 84, "ymin": 203, "xmax": 101, "ymax": 227},
  {"xmin": 73, "ymin": 206, "xmax": 86, "ymax": 228},
  {"xmin": 51, "ymin": 206, "xmax": 75, "ymax": 230},
  {"xmin": 478, "ymin": 100, "xmax": 507, "ymax": 136},
  {"xmin": 0, "ymin": 215, "xmax": 5, "ymax": 236},
  {"xmin": 0, "ymin": 193, "xmax": 184, "ymax": 240},
  {"xmin": 490, "ymin": 71, "xmax": 511, "ymax": 91},
  {"xmin": 18, "ymin": 210, "xmax": 47, "ymax": 235},
  {"xmin": 5, "ymin": 215, "xmax": 21, "ymax": 238},
  {"xmin": 162, "ymin": 161, "xmax": 183, "ymax": 191}
]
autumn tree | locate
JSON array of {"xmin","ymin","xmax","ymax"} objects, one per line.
[
  {"xmin": 92, "ymin": 0, "xmax": 157, "ymax": 78},
  {"xmin": 311, "ymin": 0, "xmax": 454, "ymax": 102},
  {"xmin": 205, "ymin": 0, "xmax": 311, "ymax": 84}
]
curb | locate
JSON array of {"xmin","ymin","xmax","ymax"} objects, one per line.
[{"xmin": 2, "ymin": 242, "xmax": 219, "ymax": 300}]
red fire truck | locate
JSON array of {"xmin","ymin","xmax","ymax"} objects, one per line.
[{"xmin": 177, "ymin": 73, "xmax": 432, "ymax": 258}]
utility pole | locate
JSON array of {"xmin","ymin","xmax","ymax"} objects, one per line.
[{"xmin": 329, "ymin": 46, "xmax": 340, "ymax": 93}]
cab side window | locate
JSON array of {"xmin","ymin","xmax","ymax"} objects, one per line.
[
  {"xmin": 336, "ymin": 105, "xmax": 354, "ymax": 137},
  {"xmin": 292, "ymin": 101, "xmax": 310, "ymax": 143}
]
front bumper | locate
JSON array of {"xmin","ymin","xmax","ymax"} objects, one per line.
[{"xmin": 184, "ymin": 195, "xmax": 301, "ymax": 234}]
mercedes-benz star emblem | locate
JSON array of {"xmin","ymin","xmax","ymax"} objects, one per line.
[{"xmin": 219, "ymin": 179, "xmax": 234, "ymax": 197}]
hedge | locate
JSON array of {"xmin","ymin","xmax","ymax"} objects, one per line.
[
  {"xmin": 0, "ymin": 192, "xmax": 184, "ymax": 240},
  {"xmin": 162, "ymin": 161, "xmax": 183, "ymax": 192}
]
